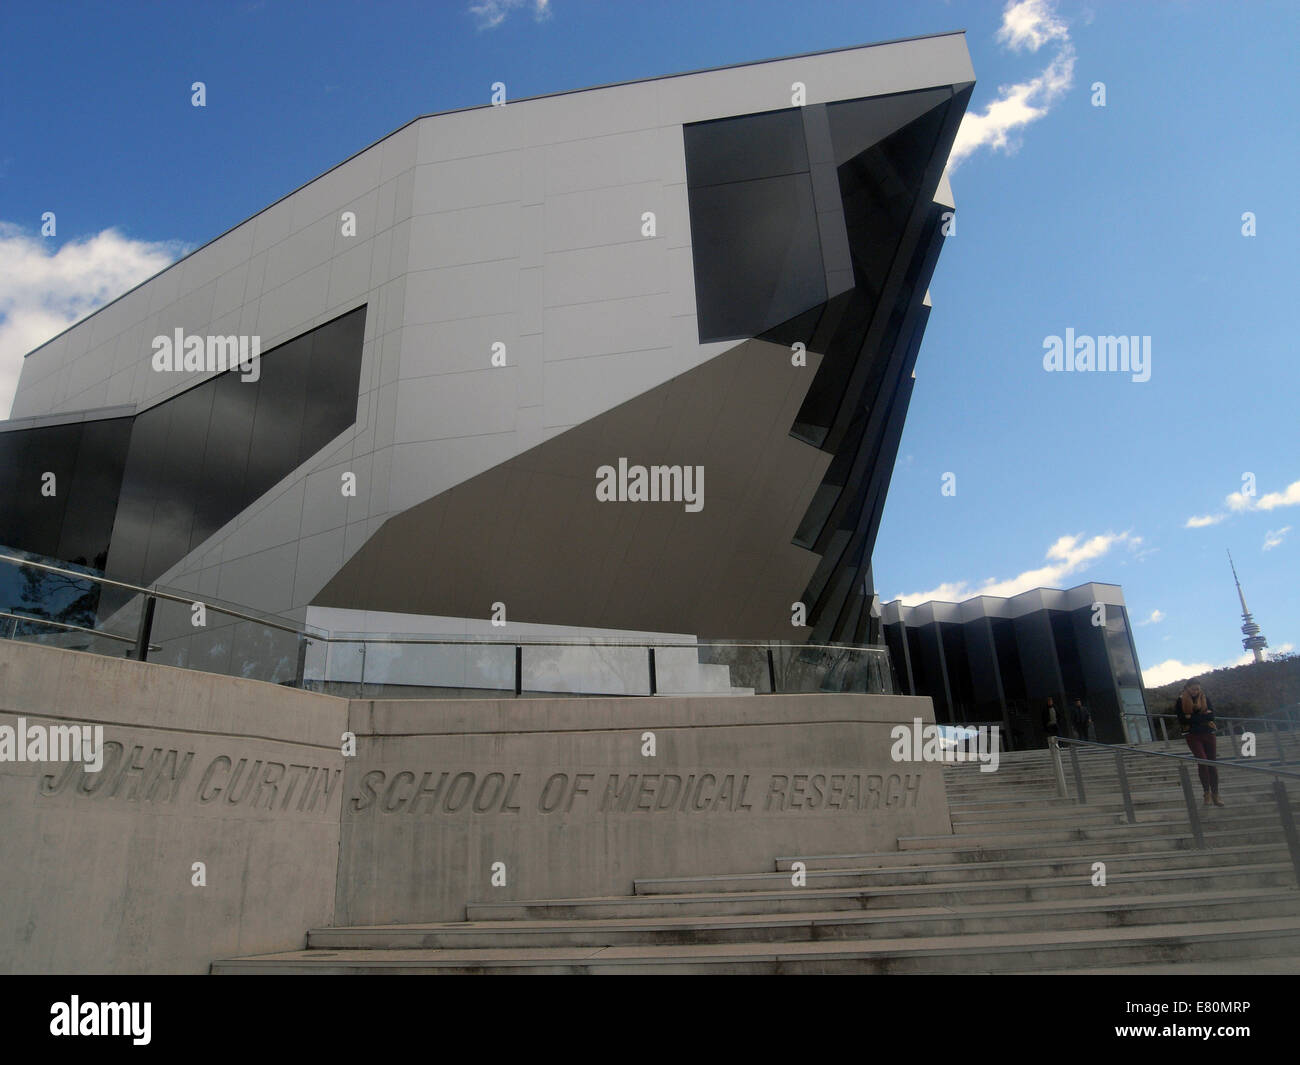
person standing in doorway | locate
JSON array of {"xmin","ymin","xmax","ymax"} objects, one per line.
[
  {"xmin": 1071, "ymin": 697, "xmax": 1092, "ymax": 741},
  {"xmin": 1175, "ymin": 680, "xmax": 1223, "ymax": 806},
  {"xmin": 1042, "ymin": 697, "xmax": 1060, "ymax": 741}
]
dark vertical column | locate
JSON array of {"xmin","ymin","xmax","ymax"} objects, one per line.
[
  {"xmin": 965, "ymin": 614, "xmax": 1009, "ymax": 734},
  {"xmin": 1013, "ymin": 610, "xmax": 1067, "ymax": 747},
  {"xmin": 915, "ymin": 619, "xmax": 953, "ymax": 723}
]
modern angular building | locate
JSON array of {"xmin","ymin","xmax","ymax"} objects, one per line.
[
  {"xmin": 881, "ymin": 583, "xmax": 1149, "ymax": 747},
  {"xmin": 1, "ymin": 34, "xmax": 974, "ymax": 653}
]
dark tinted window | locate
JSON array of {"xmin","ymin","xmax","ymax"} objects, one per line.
[
  {"xmin": 109, "ymin": 401, "xmax": 171, "ymax": 586},
  {"xmin": 0, "ymin": 419, "xmax": 130, "ymax": 570},
  {"xmin": 687, "ymin": 173, "xmax": 825, "ymax": 341},
  {"xmin": 684, "ymin": 108, "xmax": 809, "ymax": 188},
  {"xmin": 55, "ymin": 419, "xmax": 133, "ymax": 569},
  {"xmin": 143, "ymin": 381, "xmax": 214, "ymax": 581},
  {"xmin": 108, "ymin": 305, "xmax": 367, "ymax": 585},
  {"xmin": 301, "ymin": 308, "xmax": 365, "ymax": 462},
  {"xmin": 246, "ymin": 334, "xmax": 311, "ymax": 501}
]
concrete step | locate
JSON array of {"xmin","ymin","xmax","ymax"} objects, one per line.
[
  {"xmin": 467, "ymin": 864, "xmax": 1300, "ymax": 920},
  {"xmin": 212, "ymin": 916, "xmax": 1300, "ymax": 974},
  {"xmin": 905, "ymin": 816, "xmax": 1293, "ymax": 850},
  {"xmin": 633, "ymin": 847, "xmax": 1293, "ymax": 893},
  {"xmin": 1026, "ymin": 955, "xmax": 1300, "ymax": 975},
  {"xmin": 953, "ymin": 805, "xmax": 1300, "ymax": 832},
  {"xmin": 947, "ymin": 797, "xmax": 1077, "ymax": 812},
  {"xmin": 776, "ymin": 826, "xmax": 1297, "ymax": 868},
  {"xmin": 302, "ymin": 889, "xmax": 1300, "ymax": 950}
]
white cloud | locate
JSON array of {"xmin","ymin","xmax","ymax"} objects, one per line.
[
  {"xmin": 1143, "ymin": 658, "xmax": 1220, "ymax": 688},
  {"xmin": 1256, "ymin": 481, "xmax": 1300, "ymax": 511},
  {"xmin": 1264, "ymin": 526, "xmax": 1292, "ymax": 551},
  {"xmin": 468, "ymin": 0, "xmax": 551, "ymax": 29},
  {"xmin": 892, "ymin": 530, "xmax": 1139, "ymax": 605},
  {"xmin": 0, "ymin": 222, "xmax": 183, "ymax": 417},
  {"xmin": 948, "ymin": 1, "xmax": 1075, "ymax": 169},
  {"xmin": 1226, "ymin": 479, "xmax": 1300, "ymax": 513},
  {"xmin": 996, "ymin": 0, "xmax": 1070, "ymax": 53},
  {"xmin": 1143, "ymin": 642, "xmax": 1295, "ymax": 687},
  {"xmin": 1187, "ymin": 479, "xmax": 1300, "ymax": 531},
  {"xmin": 1137, "ymin": 609, "xmax": 1165, "ymax": 626}
]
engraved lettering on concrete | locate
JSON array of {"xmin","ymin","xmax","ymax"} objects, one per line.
[
  {"xmin": 383, "ymin": 770, "xmax": 415, "ymax": 812},
  {"xmin": 31, "ymin": 737, "xmax": 341, "ymax": 814},
  {"xmin": 474, "ymin": 771, "xmax": 507, "ymax": 812},
  {"xmin": 443, "ymin": 772, "xmax": 476, "ymax": 812},
  {"xmin": 344, "ymin": 770, "xmax": 924, "ymax": 816},
  {"xmin": 198, "ymin": 756, "xmax": 231, "ymax": 803},
  {"xmin": 538, "ymin": 772, "xmax": 568, "ymax": 813},
  {"xmin": 602, "ymin": 773, "xmax": 638, "ymax": 812},
  {"xmin": 408, "ymin": 771, "xmax": 448, "ymax": 813}
]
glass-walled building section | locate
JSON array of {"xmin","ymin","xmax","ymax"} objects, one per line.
[{"xmin": 882, "ymin": 583, "xmax": 1148, "ymax": 749}]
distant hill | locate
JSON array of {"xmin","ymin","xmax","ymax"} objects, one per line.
[{"xmin": 1144, "ymin": 653, "xmax": 1300, "ymax": 722}]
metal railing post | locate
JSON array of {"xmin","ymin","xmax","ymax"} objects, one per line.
[
  {"xmin": 648, "ymin": 647, "xmax": 657, "ymax": 696},
  {"xmin": 1115, "ymin": 751, "xmax": 1136, "ymax": 824},
  {"xmin": 1049, "ymin": 737, "xmax": 1068, "ymax": 798},
  {"xmin": 132, "ymin": 595, "xmax": 156, "ymax": 662},
  {"xmin": 1272, "ymin": 721, "xmax": 1286, "ymax": 764},
  {"xmin": 766, "ymin": 647, "xmax": 777, "ymax": 694},
  {"xmin": 1177, "ymin": 763, "xmax": 1206, "ymax": 848},
  {"xmin": 514, "ymin": 645, "xmax": 522, "ymax": 697},
  {"xmin": 1273, "ymin": 779, "xmax": 1300, "ymax": 889},
  {"xmin": 1069, "ymin": 744, "xmax": 1086, "ymax": 804},
  {"xmin": 294, "ymin": 635, "xmax": 308, "ymax": 689},
  {"xmin": 1158, "ymin": 716, "xmax": 1169, "ymax": 743}
]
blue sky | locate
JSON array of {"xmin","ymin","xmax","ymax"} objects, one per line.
[{"xmin": 0, "ymin": 0, "xmax": 1295, "ymax": 685}]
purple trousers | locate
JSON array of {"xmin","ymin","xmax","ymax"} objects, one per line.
[{"xmin": 1185, "ymin": 733, "xmax": 1218, "ymax": 792}]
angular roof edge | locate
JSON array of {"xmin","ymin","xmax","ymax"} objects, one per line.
[
  {"xmin": 21, "ymin": 30, "xmax": 969, "ymax": 361},
  {"xmin": 884, "ymin": 581, "xmax": 1128, "ymax": 613}
]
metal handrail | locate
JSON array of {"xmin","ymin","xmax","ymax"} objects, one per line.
[
  {"xmin": 1, "ymin": 552, "xmax": 307, "ymax": 636},
  {"xmin": 0, "ymin": 609, "xmax": 140, "ymax": 646},
  {"xmin": 1124, "ymin": 709, "xmax": 1297, "ymax": 761},
  {"xmin": 1133, "ymin": 710, "xmax": 1299, "ymax": 729},
  {"xmin": 0, "ymin": 550, "xmax": 892, "ymax": 696},
  {"xmin": 1054, "ymin": 735, "xmax": 1300, "ymax": 781},
  {"xmin": 318, "ymin": 633, "xmax": 890, "ymax": 651},
  {"xmin": 1049, "ymin": 735, "xmax": 1300, "ymax": 887}
]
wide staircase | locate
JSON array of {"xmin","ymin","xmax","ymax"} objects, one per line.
[{"xmin": 213, "ymin": 736, "xmax": 1300, "ymax": 974}]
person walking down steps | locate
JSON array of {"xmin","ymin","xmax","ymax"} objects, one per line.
[{"xmin": 1175, "ymin": 681, "xmax": 1224, "ymax": 807}]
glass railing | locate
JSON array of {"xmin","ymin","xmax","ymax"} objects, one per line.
[{"xmin": 0, "ymin": 549, "xmax": 893, "ymax": 699}]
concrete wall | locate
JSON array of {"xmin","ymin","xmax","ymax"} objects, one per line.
[
  {"xmin": 0, "ymin": 640, "xmax": 949, "ymax": 970},
  {"xmin": 336, "ymin": 690, "xmax": 950, "ymax": 924},
  {"xmin": 0, "ymin": 640, "xmax": 348, "ymax": 975}
]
